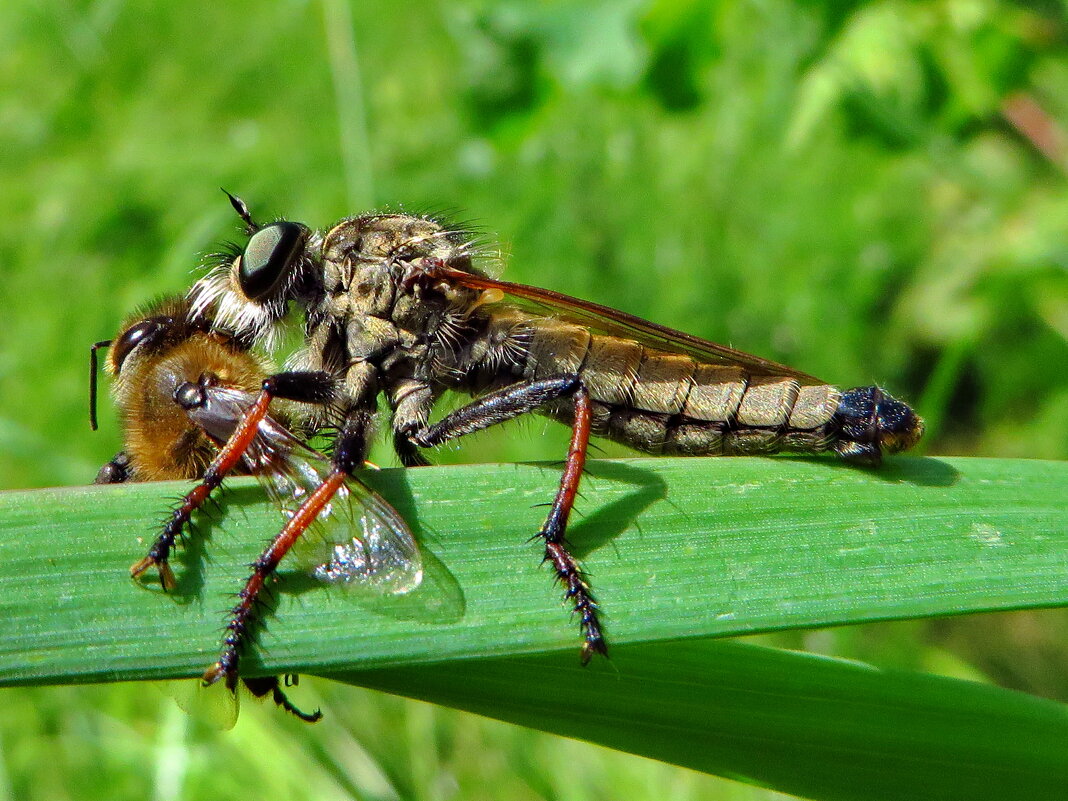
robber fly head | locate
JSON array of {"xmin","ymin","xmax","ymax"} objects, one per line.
[{"xmin": 190, "ymin": 191, "xmax": 317, "ymax": 350}]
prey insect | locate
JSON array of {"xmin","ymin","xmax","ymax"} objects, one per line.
[
  {"xmin": 92, "ymin": 295, "xmax": 421, "ymax": 720},
  {"xmin": 179, "ymin": 192, "xmax": 925, "ymax": 688}
]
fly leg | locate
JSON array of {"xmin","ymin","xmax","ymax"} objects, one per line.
[
  {"xmin": 130, "ymin": 371, "xmax": 334, "ymax": 591},
  {"xmin": 388, "ymin": 379, "xmax": 435, "ymax": 467},
  {"xmin": 130, "ymin": 390, "xmax": 275, "ymax": 591},
  {"xmin": 543, "ymin": 386, "xmax": 603, "ymax": 663},
  {"xmin": 400, "ymin": 375, "xmax": 606, "ymax": 662},
  {"xmin": 203, "ymin": 409, "xmax": 372, "ymax": 692}
]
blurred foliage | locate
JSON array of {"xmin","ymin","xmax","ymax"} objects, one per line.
[{"xmin": 0, "ymin": 0, "xmax": 1065, "ymax": 799}]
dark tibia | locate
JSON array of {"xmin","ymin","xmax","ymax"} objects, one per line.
[
  {"xmin": 263, "ymin": 371, "xmax": 338, "ymax": 405},
  {"xmin": 402, "ymin": 376, "xmax": 606, "ymax": 661},
  {"xmin": 333, "ymin": 410, "xmax": 375, "ymax": 474}
]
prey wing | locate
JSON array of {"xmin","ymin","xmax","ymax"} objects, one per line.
[{"xmin": 187, "ymin": 387, "xmax": 422, "ymax": 595}]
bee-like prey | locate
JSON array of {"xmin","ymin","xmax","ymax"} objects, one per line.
[{"xmin": 93, "ymin": 295, "xmax": 422, "ymax": 720}]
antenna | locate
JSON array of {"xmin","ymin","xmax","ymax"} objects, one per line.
[
  {"xmin": 89, "ymin": 340, "xmax": 112, "ymax": 431},
  {"xmin": 222, "ymin": 189, "xmax": 257, "ymax": 231}
]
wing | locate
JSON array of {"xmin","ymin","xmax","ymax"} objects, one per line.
[
  {"xmin": 160, "ymin": 678, "xmax": 239, "ymax": 731},
  {"xmin": 186, "ymin": 387, "xmax": 423, "ymax": 595},
  {"xmin": 428, "ymin": 265, "xmax": 824, "ymax": 384},
  {"xmin": 299, "ymin": 475, "xmax": 423, "ymax": 594},
  {"xmin": 253, "ymin": 417, "xmax": 423, "ymax": 595}
]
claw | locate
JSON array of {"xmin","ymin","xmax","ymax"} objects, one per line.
[
  {"xmin": 202, "ymin": 661, "xmax": 234, "ymax": 690},
  {"xmin": 130, "ymin": 556, "xmax": 177, "ymax": 591},
  {"xmin": 580, "ymin": 636, "xmax": 608, "ymax": 665}
]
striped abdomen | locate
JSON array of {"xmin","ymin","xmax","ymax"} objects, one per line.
[{"xmin": 490, "ymin": 316, "xmax": 922, "ymax": 464}]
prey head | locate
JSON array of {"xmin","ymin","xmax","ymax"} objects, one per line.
[{"xmin": 832, "ymin": 386, "xmax": 925, "ymax": 466}]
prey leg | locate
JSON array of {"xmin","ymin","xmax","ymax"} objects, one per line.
[
  {"xmin": 131, "ymin": 371, "xmax": 335, "ymax": 591},
  {"xmin": 94, "ymin": 451, "xmax": 131, "ymax": 484},
  {"xmin": 404, "ymin": 376, "xmax": 606, "ymax": 661},
  {"xmin": 242, "ymin": 676, "xmax": 322, "ymax": 723},
  {"xmin": 203, "ymin": 411, "xmax": 371, "ymax": 691}
]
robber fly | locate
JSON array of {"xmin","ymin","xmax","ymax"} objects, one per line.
[
  {"xmin": 175, "ymin": 192, "xmax": 924, "ymax": 690},
  {"xmin": 91, "ymin": 295, "xmax": 422, "ymax": 720}
]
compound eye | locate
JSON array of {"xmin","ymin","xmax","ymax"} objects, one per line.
[
  {"xmin": 112, "ymin": 318, "xmax": 169, "ymax": 374},
  {"xmin": 173, "ymin": 381, "xmax": 206, "ymax": 410},
  {"xmin": 239, "ymin": 222, "xmax": 308, "ymax": 301}
]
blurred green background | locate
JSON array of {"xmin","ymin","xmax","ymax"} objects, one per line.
[{"xmin": 1, "ymin": 1, "xmax": 1066, "ymax": 799}]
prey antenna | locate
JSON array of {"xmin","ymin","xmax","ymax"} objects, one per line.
[
  {"xmin": 89, "ymin": 340, "xmax": 112, "ymax": 431},
  {"xmin": 222, "ymin": 189, "xmax": 258, "ymax": 232}
]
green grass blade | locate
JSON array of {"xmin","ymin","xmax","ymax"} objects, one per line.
[
  {"xmin": 0, "ymin": 456, "xmax": 1064, "ymax": 683},
  {"xmin": 333, "ymin": 638, "xmax": 1068, "ymax": 801},
  {"xmin": 0, "ymin": 456, "xmax": 1065, "ymax": 799}
]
